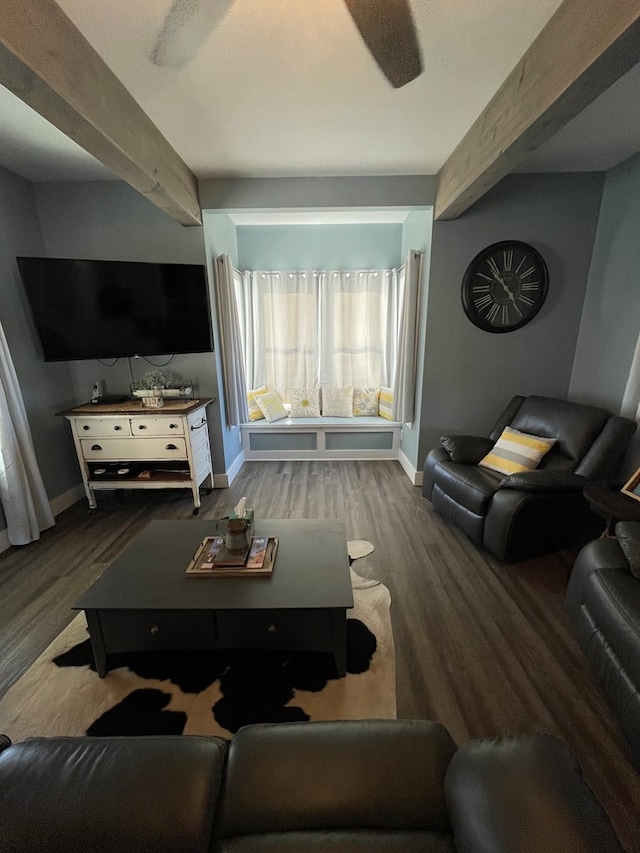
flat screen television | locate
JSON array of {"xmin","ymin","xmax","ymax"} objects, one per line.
[{"xmin": 16, "ymin": 256, "xmax": 214, "ymax": 362}]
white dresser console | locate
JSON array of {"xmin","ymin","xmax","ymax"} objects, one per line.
[{"xmin": 60, "ymin": 398, "xmax": 214, "ymax": 513}]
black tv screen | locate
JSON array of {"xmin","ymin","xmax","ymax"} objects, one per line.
[{"xmin": 16, "ymin": 257, "xmax": 214, "ymax": 361}]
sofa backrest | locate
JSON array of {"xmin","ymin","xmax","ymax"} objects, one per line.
[
  {"xmin": 491, "ymin": 395, "xmax": 636, "ymax": 479},
  {"xmin": 510, "ymin": 396, "xmax": 610, "ymax": 461}
]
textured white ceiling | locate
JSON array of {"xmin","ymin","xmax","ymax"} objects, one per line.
[{"xmin": 0, "ymin": 0, "xmax": 638, "ymax": 185}]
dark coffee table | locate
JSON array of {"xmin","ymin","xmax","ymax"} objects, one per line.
[{"xmin": 74, "ymin": 519, "xmax": 354, "ymax": 677}]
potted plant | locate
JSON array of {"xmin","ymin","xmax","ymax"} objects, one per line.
[
  {"xmin": 131, "ymin": 369, "xmax": 171, "ymax": 394},
  {"xmin": 131, "ymin": 371, "xmax": 193, "ymax": 404}
]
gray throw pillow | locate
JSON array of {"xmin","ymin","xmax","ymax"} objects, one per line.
[{"xmin": 615, "ymin": 521, "xmax": 640, "ymax": 579}]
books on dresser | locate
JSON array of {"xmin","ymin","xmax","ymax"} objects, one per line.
[{"xmin": 186, "ymin": 536, "xmax": 278, "ymax": 577}]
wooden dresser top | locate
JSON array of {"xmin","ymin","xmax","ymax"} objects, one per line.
[{"xmin": 58, "ymin": 398, "xmax": 213, "ymax": 417}]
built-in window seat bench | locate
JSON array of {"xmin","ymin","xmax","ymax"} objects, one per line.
[{"xmin": 240, "ymin": 416, "xmax": 402, "ymax": 460}]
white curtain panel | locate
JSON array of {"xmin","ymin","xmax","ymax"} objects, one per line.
[
  {"xmin": 621, "ymin": 329, "xmax": 640, "ymax": 420},
  {"xmin": 215, "ymin": 255, "xmax": 248, "ymax": 427},
  {"xmin": 392, "ymin": 250, "xmax": 423, "ymax": 424},
  {"xmin": 248, "ymin": 271, "xmax": 320, "ymax": 397},
  {"xmin": 320, "ymin": 270, "xmax": 396, "ymax": 388},
  {"xmin": 238, "ymin": 270, "xmax": 260, "ymax": 391},
  {"xmin": 0, "ymin": 323, "xmax": 54, "ymax": 545}
]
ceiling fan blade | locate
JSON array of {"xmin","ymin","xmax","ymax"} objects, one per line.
[
  {"xmin": 343, "ymin": 0, "xmax": 423, "ymax": 88},
  {"xmin": 151, "ymin": 0, "xmax": 234, "ymax": 68}
]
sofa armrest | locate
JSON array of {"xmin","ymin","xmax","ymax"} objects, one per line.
[
  {"xmin": 499, "ymin": 471, "xmax": 586, "ymax": 492},
  {"xmin": 444, "ymin": 735, "xmax": 623, "ymax": 853},
  {"xmin": 440, "ymin": 435, "xmax": 494, "ymax": 464},
  {"xmin": 613, "ymin": 521, "xmax": 640, "ymax": 578}
]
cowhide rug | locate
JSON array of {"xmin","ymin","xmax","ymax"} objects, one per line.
[{"xmin": 0, "ymin": 541, "xmax": 395, "ymax": 740}]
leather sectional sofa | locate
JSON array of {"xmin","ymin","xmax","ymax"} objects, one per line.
[
  {"xmin": 566, "ymin": 521, "xmax": 640, "ymax": 772},
  {"xmin": 423, "ymin": 395, "xmax": 636, "ymax": 560},
  {"xmin": 0, "ymin": 719, "xmax": 623, "ymax": 851}
]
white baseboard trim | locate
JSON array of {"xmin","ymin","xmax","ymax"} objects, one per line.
[
  {"xmin": 50, "ymin": 484, "xmax": 85, "ymax": 516},
  {"xmin": 398, "ymin": 448, "xmax": 423, "ymax": 487},
  {"xmin": 214, "ymin": 451, "xmax": 245, "ymax": 488}
]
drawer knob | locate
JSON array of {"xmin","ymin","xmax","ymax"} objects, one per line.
[
  {"xmin": 91, "ymin": 444, "xmax": 102, "ymax": 451},
  {"xmin": 150, "ymin": 625, "xmax": 160, "ymax": 636},
  {"xmin": 169, "ymin": 423, "xmax": 178, "ymax": 429},
  {"xmin": 83, "ymin": 425, "xmax": 90, "ymax": 431},
  {"xmin": 114, "ymin": 425, "xmax": 122, "ymax": 431},
  {"xmin": 267, "ymin": 624, "xmax": 277, "ymax": 635},
  {"xmin": 138, "ymin": 425, "xmax": 147, "ymax": 430},
  {"xmin": 165, "ymin": 443, "xmax": 178, "ymax": 450}
]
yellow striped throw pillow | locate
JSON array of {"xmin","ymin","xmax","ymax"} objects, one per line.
[
  {"xmin": 247, "ymin": 385, "xmax": 267, "ymax": 421},
  {"xmin": 479, "ymin": 427, "xmax": 556, "ymax": 475},
  {"xmin": 255, "ymin": 389, "xmax": 288, "ymax": 423},
  {"xmin": 378, "ymin": 386, "xmax": 394, "ymax": 420}
]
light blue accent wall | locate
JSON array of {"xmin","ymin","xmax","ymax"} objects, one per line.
[
  {"xmin": 0, "ymin": 167, "xmax": 79, "ymax": 524},
  {"xmin": 568, "ymin": 151, "xmax": 640, "ymax": 475},
  {"xmin": 237, "ymin": 224, "xmax": 402, "ymax": 270},
  {"xmin": 207, "ymin": 213, "xmax": 239, "ymax": 267},
  {"xmin": 422, "ymin": 172, "xmax": 605, "ymax": 463},
  {"xmin": 199, "ymin": 180, "xmax": 437, "ymax": 478}
]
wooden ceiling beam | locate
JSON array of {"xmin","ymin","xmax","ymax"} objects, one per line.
[
  {"xmin": 435, "ymin": 0, "xmax": 640, "ymax": 221},
  {"xmin": 0, "ymin": 0, "xmax": 201, "ymax": 226}
]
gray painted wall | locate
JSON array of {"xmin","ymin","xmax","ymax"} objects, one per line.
[
  {"xmin": 421, "ymin": 172, "xmax": 605, "ymax": 463},
  {"xmin": 32, "ymin": 181, "xmax": 228, "ymax": 482},
  {"xmin": 237, "ymin": 223, "xmax": 402, "ymax": 270},
  {"xmin": 199, "ymin": 176, "xmax": 436, "ymax": 210},
  {"xmin": 9, "ymin": 171, "xmax": 610, "ymax": 499},
  {"xmin": 569, "ymin": 151, "xmax": 640, "ymax": 475},
  {"xmin": 0, "ymin": 167, "xmax": 79, "ymax": 530},
  {"xmin": 569, "ymin": 151, "xmax": 640, "ymax": 411}
]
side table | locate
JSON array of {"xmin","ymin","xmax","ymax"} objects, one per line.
[{"xmin": 583, "ymin": 480, "xmax": 640, "ymax": 536}]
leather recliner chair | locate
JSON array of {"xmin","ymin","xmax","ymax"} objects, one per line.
[{"xmin": 422, "ymin": 395, "xmax": 636, "ymax": 561}]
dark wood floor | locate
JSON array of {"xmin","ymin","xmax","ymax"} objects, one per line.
[{"xmin": 1, "ymin": 460, "xmax": 639, "ymax": 849}]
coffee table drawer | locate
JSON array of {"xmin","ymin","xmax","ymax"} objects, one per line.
[
  {"xmin": 217, "ymin": 609, "xmax": 333, "ymax": 651},
  {"xmin": 99, "ymin": 610, "xmax": 217, "ymax": 652}
]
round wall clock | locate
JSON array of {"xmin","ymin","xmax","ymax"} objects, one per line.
[{"xmin": 461, "ymin": 241, "xmax": 548, "ymax": 333}]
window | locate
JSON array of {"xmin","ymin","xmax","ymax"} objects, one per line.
[{"xmin": 236, "ymin": 268, "xmax": 402, "ymax": 399}]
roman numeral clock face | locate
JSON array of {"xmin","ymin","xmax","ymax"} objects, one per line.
[{"xmin": 461, "ymin": 241, "xmax": 549, "ymax": 333}]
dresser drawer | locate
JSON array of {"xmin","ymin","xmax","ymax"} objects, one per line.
[
  {"xmin": 99, "ymin": 610, "xmax": 217, "ymax": 652},
  {"xmin": 74, "ymin": 417, "xmax": 131, "ymax": 437},
  {"xmin": 130, "ymin": 416, "xmax": 185, "ymax": 436},
  {"xmin": 80, "ymin": 437, "xmax": 188, "ymax": 460},
  {"xmin": 217, "ymin": 609, "xmax": 333, "ymax": 651}
]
